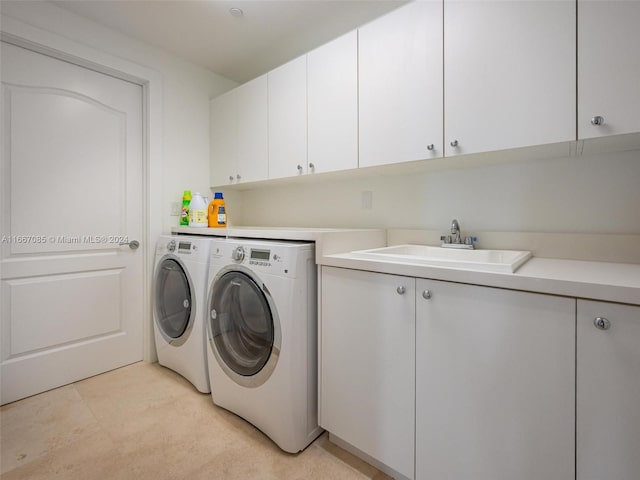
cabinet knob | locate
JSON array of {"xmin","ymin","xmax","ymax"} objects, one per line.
[
  {"xmin": 450, "ymin": 140, "xmax": 459, "ymax": 147},
  {"xmin": 427, "ymin": 144, "xmax": 434, "ymax": 151},
  {"xmin": 297, "ymin": 164, "xmax": 303, "ymax": 173},
  {"xmin": 236, "ymin": 174, "xmax": 241, "ymax": 180},
  {"xmin": 228, "ymin": 175, "xmax": 234, "ymax": 182},
  {"xmin": 309, "ymin": 162, "xmax": 315, "ymax": 169},
  {"xmin": 591, "ymin": 116, "xmax": 604, "ymax": 126},
  {"xmin": 396, "ymin": 286, "xmax": 406, "ymax": 295},
  {"xmin": 594, "ymin": 317, "xmax": 610, "ymax": 330},
  {"xmin": 422, "ymin": 290, "xmax": 432, "ymax": 300}
]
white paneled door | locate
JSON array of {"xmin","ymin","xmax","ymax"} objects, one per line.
[{"xmin": 0, "ymin": 42, "xmax": 144, "ymax": 405}]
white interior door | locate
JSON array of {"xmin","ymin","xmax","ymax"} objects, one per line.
[{"xmin": 0, "ymin": 41, "xmax": 144, "ymax": 405}]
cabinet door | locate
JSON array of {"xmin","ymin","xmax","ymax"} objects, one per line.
[
  {"xmin": 578, "ymin": 0, "xmax": 640, "ymax": 139},
  {"xmin": 210, "ymin": 88, "xmax": 237, "ymax": 186},
  {"xmin": 320, "ymin": 267, "xmax": 415, "ymax": 479},
  {"xmin": 444, "ymin": 0, "xmax": 575, "ymax": 156},
  {"xmin": 359, "ymin": 1, "xmax": 443, "ymax": 168},
  {"xmin": 268, "ymin": 56, "xmax": 307, "ymax": 179},
  {"xmin": 416, "ymin": 279, "xmax": 575, "ymax": 480},
  {"xmin": 577, "ymin": 300, "xmax": 640, "ymax": 480},
  {"xmin": 235, "ymin": 74, "xmax": 268, "ymax": 183},
  {"xmin": 308, "ymin": 31, "xmax": 358, "ymax": 174}
]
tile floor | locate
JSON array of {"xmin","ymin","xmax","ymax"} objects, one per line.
[{"xmin": 0, "ymin": 362, "xmax": 390, "ymax": 480}]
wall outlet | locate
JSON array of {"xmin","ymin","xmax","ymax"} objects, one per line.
[
  {"xmin": 170, "ymin": 202, "xmax": 181, "ymax": 216},
  {"xmin": 361, "ymin": 191, "xmax": 373, "ymax": 210}
]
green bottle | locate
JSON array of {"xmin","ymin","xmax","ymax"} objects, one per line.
[{"xmin": 179, "ymin": 190, "xmax": 191, "ymax": 226}]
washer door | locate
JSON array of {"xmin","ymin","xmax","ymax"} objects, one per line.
[
  {"xmin": 208, "ymin": 268, "xmax": 280, "ymax": 388},
  {"xmin": 154, "ymin": 258, "xmax": 193, "ymax": 343}
]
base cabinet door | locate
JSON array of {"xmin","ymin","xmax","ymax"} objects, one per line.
[
  {"xmin": 415, "ymin": 279, "xmax": 575, "ymax": 480},
  {"xmin": 577, "ymin": 300, "xmax": 640, "ymax": 480},
  {"xmin": 320, "ymin": 267, "xmax": 415, "ymax": 479}
]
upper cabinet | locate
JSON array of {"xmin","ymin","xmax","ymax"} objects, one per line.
[
  {"xmin": 359, "ymin": 1, "xmax": 443, "ymax": 168},
  {"xmin": 307, "ymin": 31, "xmax": 358, "ymax": 174},
  {"xmin": 210, "ymin": 74, "xmax": 268, "ymax": 186},
  {"xmin": 578, "ymin": 0, "xmax": 640, "ymax": 139},
  {"xmin": 210, "ymin": 87, "xmax": 236, "ymax": 187},
  {"xmin": 268, "ymin": 56, "xmax": 307, "ymax": 180},
  {"xmin": 444, "ymin": 0, "xmax": 576, "ymax": 156},
  {"xmin": 210, "ymin": 1, "xmax": 639, "ymax": 187}
]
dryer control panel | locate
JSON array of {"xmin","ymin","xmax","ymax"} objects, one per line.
[{"xmin": 213, "ymin": 239, "xmax": 314, "ymax": 278}]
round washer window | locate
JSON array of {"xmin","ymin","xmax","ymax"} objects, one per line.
[
  {"xmin": 155, "ymin": 258, "xmax": 192, "ymax": 339},
  {"xmin": 209, "ymin": 271, "xmax": 274, "ymax": 377}
]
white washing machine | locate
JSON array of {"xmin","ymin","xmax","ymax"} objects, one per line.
[
  {"xmin": 206, "ymin": 238, "xmax": 323, "ymax": 453},
  {"xmin": 153, "ymin": 235, "xmax": 219, "ymax": 393}
]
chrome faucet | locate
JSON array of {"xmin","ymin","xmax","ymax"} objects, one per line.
[
  {"xmin": 441, "ymin": 219, "xmax": 476, "ymax": 249},
  {"xmin": 451, "ymin": 219, "xmax": 461, "ymax": 244}
]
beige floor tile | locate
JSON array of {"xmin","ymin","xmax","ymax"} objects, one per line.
[
  {"xmin": 0, "ymin": 429, "xmax": 127, "ymax": 480},
  {"xmin": 0, "ymin": 385, "xmax": 101, "ymax": 474},
  {"xmin": 1, "ymin": 362, "xmax": 391, "ymax": 480},
  {"xmin": 74, "ymin": 362, "xmax": 196, "ymax": 424}
]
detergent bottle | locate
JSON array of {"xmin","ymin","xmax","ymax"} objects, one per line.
[
  {"xmin": 179, "ymin": 190, "xmax": 191, "ymax": 226},
  {"xmin": 208, "ymin": 192, "xmax": 227, "ymax": 228},
  {"xmin": 188, "ymin": 192, "xmax": 208, "ymax": 227}
]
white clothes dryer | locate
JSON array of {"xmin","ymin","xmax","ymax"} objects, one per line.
[
  {"xmin": 154, "ymin": 235, "xmax": 219, "ymax": 393},
  {"xmin": 206, "ymin": 238, "xmax": 323, "ymax": 453}
]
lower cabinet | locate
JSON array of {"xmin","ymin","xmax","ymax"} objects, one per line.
[
  {"xmin": 320, "ymin": 267, "xmax": 638, "ymax": 480},
  {"xmin": 320, "ymin": 267, "xmax": 415, "ymax": 479},
  {"xmin": 577, "ymin": 300, "xmax": 640, "ymax": 480},
  {"xmin": 415, "ymin": 279, "xmax": 575, "ymax": 480}
]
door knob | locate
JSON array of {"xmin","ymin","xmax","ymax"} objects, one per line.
[{"xmin": 119, "ymin": 240, "xmax": 140, "ymax": 250}]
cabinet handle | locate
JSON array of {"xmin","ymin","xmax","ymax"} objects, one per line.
[
  {"xmin": 450, "ymin": 140, "xmax": 459, "ymax": 147},
  {"xmin": 309, "ymin": 162, "xmax": 315, "ymax": 169},
  {"xmin": 422, "ymin": 290, "xmax": 432, "ymax": 300},
  {"xmin": 396, "ymin": 286, "xmax": 406, "ymax": 295},
  {"xmin": 594, "ymin": 317, "xmax": 610, "ymax": 330},
  {"xmin": 297, "ymin": 164, "xmax": 303, "ymax": 173},
  {"xmin": 591, "ymin": 116, "xmax": 604, "ymax": 126},
  {"xmin": 427, "ymin": 144, "xmax": 434, "ymax": 151}
]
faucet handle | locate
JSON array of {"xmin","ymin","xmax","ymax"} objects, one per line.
[
  {"xmin": 441, "ymin": 235, "xmax": 452, "ymax": 244},
  {"xmin": 464, "ymin": 236, "xmax": 477, "ymax": 246}
]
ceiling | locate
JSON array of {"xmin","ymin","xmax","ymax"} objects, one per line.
[{"xmin": 53, "ymin": 0, "xmax": 407, "ymax": 84}]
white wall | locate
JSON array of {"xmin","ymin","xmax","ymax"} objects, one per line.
[
  {"xmin": 237, "ymin": 149, "xmax": 640, "ymax": 235},
  {"xmin": 1, "ymin": 0, "xmax": 237, "ymax": 234}
]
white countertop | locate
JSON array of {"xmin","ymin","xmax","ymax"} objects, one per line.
[
  {"xmin": 171, "ymin": 226, "xmax": 373, "ymax": 242},
  {"xmin": 171, "ymin": 226, "xmax": 639, "ymax": 305},
  {"xmin": 322, "ymin": 252, "xmax": 640, "ymax": 306}
]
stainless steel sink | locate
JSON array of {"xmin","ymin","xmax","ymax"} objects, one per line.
[{"xmin": 349, "ymin": 244, "xmax": 532, "ymax": 273}]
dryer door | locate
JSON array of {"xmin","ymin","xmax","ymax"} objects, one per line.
[
  {"xmin": 208, "ymin": 269, "xmax": 280, "ymax": 387},
  {"xmin": 154, "ymin": 258, "xmax": 193, "ymax": 341}
]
